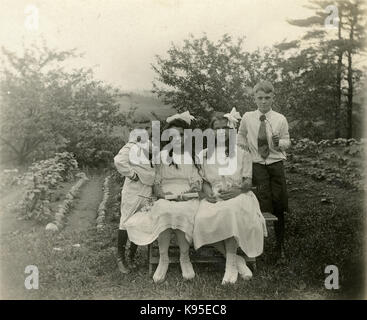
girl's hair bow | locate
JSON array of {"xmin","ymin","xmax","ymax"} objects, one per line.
[
  {"xmin": 166, "ymin": 111, "xmax": 195, "ymax": 125},
  {"xmin": 223, "ymin": 107, "xmax": 242, "ymax": 128}
]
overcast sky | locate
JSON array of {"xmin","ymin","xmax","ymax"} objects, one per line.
[{"xmin": 0, "ymin": 0, "xmax": 318, "ymax": 91}]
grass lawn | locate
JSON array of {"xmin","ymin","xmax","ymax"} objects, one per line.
[{"xmin": 0, "ymin": 170, "xmax": 364, "ymax": 300}]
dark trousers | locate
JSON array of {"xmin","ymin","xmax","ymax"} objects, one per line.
[{"xmin": 252, "ymin": 161, "xmax": 288, "ymax": 249}]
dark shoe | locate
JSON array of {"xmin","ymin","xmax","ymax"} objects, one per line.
[
  {"xmin": 128, "ymin": 257, "xmax": 138, "ymax": 271},
  {"xmin": 117, "ymin": 256, "xmax": 130, "ymax": 274}
]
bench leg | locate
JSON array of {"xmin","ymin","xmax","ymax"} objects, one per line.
[
  {"xmin": 252, "ymin": 260, "xmax": 257, "ymax": 272},
  {"xmin": 147, "ymin": 244, "xmax": 152, "ymax": 276}
]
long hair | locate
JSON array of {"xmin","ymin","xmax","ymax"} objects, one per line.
[
  {"xmin": 163, "ymin": 118, "xmax": 192, "ymax": 168},
  {"xmin": 206, "ymin": 112, "xmax": 237, "ymax": 159}
]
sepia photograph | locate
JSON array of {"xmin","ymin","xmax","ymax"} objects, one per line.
[{"xmin": 0, "ymin": 0, "xmax": 366, "ymax": 303}]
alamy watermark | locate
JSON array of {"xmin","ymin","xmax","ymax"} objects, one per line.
[
  {"xmin": 324, "ymin": 265, "xmax": 339, "ymax": 290},
  {"xmin": 24, "ymin": 265, "xmax": 39, "ymax": 290},
  {"xmin": 24, "ymin": 4, "xmax": 39, "ymax": 32},
  {"xmin": 128, "ymin": 121, "xmax": 239, "ymax": 175},
  {"xmin": 324, "ymin": 5, "xmax": 339, "ymax": 29}
]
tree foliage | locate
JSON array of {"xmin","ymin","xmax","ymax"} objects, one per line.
[
  {"xmin": 0, "ymin": 43, "xmax": 127, "ymax": 166},
  {"xmin": 152, "ymin": 3, "xmax": 366, "ymax": 139},
  {"xmin": 152, "ymin": 34, "xmax": 257, "ymax": 127},
  {"xmin": 287, "ymin": 0, "xmax": 367, "ymax": 138}
]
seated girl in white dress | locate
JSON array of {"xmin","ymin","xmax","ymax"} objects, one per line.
[
  {"xmin": 193, "ymin": 110, "xmax": 267, "ymax": 285},
  {"xmin": 125, "ymin": 112, "xmax": 202, "ymax": 283}
]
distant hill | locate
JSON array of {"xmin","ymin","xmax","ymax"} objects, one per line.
[{"xmin": 116, "ymin": 92, "xmax": 174, "ymax": 121}]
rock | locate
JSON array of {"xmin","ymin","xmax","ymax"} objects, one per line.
[
  {"xmin": 45, "ymin": 223, "xmax": 59, "ymax": 232},
  {"xmin": 55, "ymin": 212, "xmax": 64, "ymax": 220},
  {"xmin": 96, "ymin": 216, "xmax": 104, "ymax": 224},
  {"xmin": 72, "ymin": 244, "xmax": 81, "ymax": 248}
]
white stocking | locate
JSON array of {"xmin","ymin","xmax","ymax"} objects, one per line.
[
  {"xmin": 175, "ymin": 230, "xmax": 195, "ymax": 280},
  {"xmin": 222, "ymin": 237, "xmax": 238, "ymax": 285},
  {"xmin": 213, "ymin": 241, "xmax": 252, "ymax": 281},
  {"xmin": 153, "ymin": 229, "xmax": 171, "ymax": 284}
]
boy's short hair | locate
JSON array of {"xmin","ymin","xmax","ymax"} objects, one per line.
[{"xmin": 253, "ymin": 81, "xmax": 274, "ymax": 94}]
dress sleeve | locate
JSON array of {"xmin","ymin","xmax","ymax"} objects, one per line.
[
  {"xmin": 241, "ymin": 148, "xmax": 253, "ymax": 179},
  {"xmin": 113, "ymin": 143, "xmax": 136, "ymax": 178}
]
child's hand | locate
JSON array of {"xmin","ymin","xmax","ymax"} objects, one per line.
[
  {"xmin": 157, "ymin": 190, "xmax": 172, "ymax": 199},
  {"xmin": 242, "ymin": 178, "xmax": 252, "ymax": 192},
  {"xmin": 130, "ymin": 172, "xmax": 139, "ymax": 181},
  {"xmin": 205, "ymin": 194, "xmax": 218, "ymax": 203},
  {"xmin": 189, "ymin": 182, "xmax": 201, "ymax": 192},
  {"xmin": 272, "ymin": 134, "xmax": 280, "ymax": 147},
  {"xmin": 204, "ymin": 189, "xmax": 217, "ymax": 203},
  {"xmin": 218, "ymin": 187, "xmax": 242, "ymax": 200}
]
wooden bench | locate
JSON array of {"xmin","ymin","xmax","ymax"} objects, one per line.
[{"xmin": 147, "ymin": 212, "xmax": 277, "ymax": 275}]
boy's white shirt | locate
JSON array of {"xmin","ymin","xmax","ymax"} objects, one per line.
[{"xmin": 237, "ymin": 109, "xmax": 291, "ymax": 165}]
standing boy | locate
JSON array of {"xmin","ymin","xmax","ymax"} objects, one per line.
[{"xmin": 237, "ymin": 80, "xmax": 290, "ymax": 260}]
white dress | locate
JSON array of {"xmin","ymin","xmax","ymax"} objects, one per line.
[
  {"xmin": 125, "ymin": 150, "xmax": 202, "ymax": 245},
  {"xmin": 114, "ymin": 141, "xmax": 156, "ymax": 230},
  {"xmin": 193, "ymin": 146, "xmax": 267, "ymax": 258}
]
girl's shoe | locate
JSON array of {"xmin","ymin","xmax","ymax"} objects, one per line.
[
  {"xmin": 222, "ymin": 253, "xmax": 238, "ymax": 285},
  {"xmin": 180, "ymin": 253, "xmax": 195, "ymax": 280},
  {"xmin": 236, "ymin": 255, "xmax": 253, "ymax": 281},
  {"xmin": 153, "ymin": 256, "xmax": 169, "ymax": 284},
  {"xmin": 117, "ymin": 256, "xmax": 130, "ymax": 274}
]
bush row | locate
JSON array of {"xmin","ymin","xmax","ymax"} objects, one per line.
[{"xmin": 18, "ymin": 152, "xmax": 79, "ymax": 222}]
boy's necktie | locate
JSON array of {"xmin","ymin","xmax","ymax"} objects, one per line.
[{"xmin": 258, "ymin": 114, "xmax": 269, "ymax": 159}]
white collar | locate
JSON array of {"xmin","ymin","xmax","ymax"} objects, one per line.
[{"xmin": 256, "ymin": 108, "xmax": 273, "ymax": 118}]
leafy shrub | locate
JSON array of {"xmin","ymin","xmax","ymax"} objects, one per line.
[
  {"xmin": 18, "ymin": 152, "xmax": 79, "ymax": 222},
  {"xmin": 71, "ymin": 136, "xmax": 125, "ymax": 169}
]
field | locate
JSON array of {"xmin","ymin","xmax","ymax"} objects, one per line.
[{"xmin": 0, "ymin": 139, "xmax": 364, "ymax": 300}]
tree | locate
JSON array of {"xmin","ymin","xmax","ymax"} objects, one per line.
[
  {"xmin": 0, "ymin": 43, "xmax": 127, "ymax": 166},
  {"xmin": 250, "ymin": 43, "xmax": 340, "ymax": 140},
  {"xmin": 152, "ymin": 34, "xmax": 256, "ymax": 127},
  {"xmin": 151, "ymin": 33, "xmax": 343, "ymax": 139},
  {"xmin": 287, "ymin": 0, "xmax": 366, "ymax": 138},
  {"xmin": 340, "ymin": 0, "xmax": 367, "ymax": 137}
]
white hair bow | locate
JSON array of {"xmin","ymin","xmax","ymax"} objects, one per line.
[
  {"xmin": 166, "ymin": 111, "xmax": 195, "ymax": 125},
  {"xmin": 223, "ymin": 107, "xmax": 242, "ymax": 128}
]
